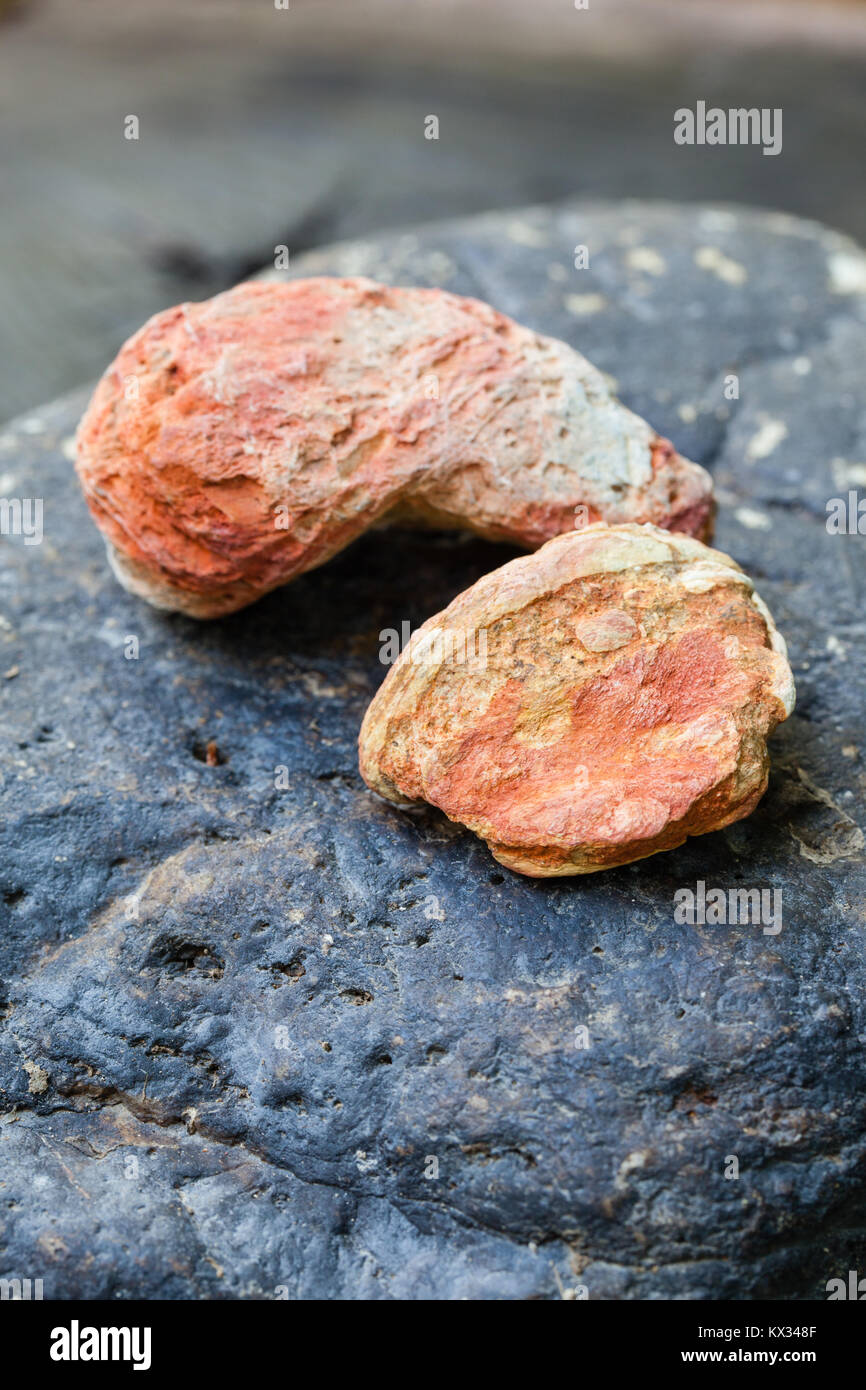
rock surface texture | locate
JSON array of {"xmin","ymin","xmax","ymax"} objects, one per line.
[
  {"xmin": 75, "ymin": 277, "xmax": 713, "ymax": 617},
  {"xmin": 0, "ymin": 202, "xmax": 865, "ymax": 1300},
  {"xmin": 360, "ymin": 523, "xmax": 795, "ymax": 876}
]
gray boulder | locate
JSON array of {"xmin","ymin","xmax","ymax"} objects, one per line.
[{"xmin": 1, "ymin": 201, "xmax": 865, "ymax": 1299}]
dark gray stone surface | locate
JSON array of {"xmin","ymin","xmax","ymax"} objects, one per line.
[{"xmin": 1, "ymin": 200, "xmax": 865, "ymax": 1300}]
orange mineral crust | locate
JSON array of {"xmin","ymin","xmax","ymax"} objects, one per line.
[
  {"xmin": 75, "ymin": 278, "xmax": 714, "ymax": 618},
  {"xmin": 359, "ymin": 523, "xmax": 795, "ymax": 877}
]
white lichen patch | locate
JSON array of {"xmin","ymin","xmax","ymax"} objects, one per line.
[
  {"xmin": 831, "ymin": 458, "xmax": 866, "ymax": 488},
  {"xmin": 735, "ymin": 507, "xmax": 772, "ymax": 531},
  {"xmin": 694, "ymin": 246, "xmax": 748, "ymax": 286},
  {"xmin": 747, "ymin": 418, "xmax": 788, "ymax": 461},
  {"xmin": 23, "ymin": 1060, "xmax": 49, "ymax": 1094},
  {"xmin": 828, "ymin": 251, "xmax": 866, "ymax": 296},
  {"xmin": 626, "ymin": 247, "xmax": 666, "ymax": 276},
  {"xmin": 564, "ymin": 293, "xmax": 607, "ymax": 317}
]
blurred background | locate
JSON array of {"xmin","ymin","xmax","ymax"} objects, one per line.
[{"xmin": 1, "ymin": 0, "xmax": 864, "ymax": 425}]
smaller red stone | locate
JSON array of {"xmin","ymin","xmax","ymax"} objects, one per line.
[{"xmin": 359, "ymin": 523, "xmax": 795, "ymax": 877}]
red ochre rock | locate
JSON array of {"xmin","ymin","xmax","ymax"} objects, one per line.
[
  {"xmin": 359, "ymin": 523, "xmax": 795, "ymax": 877},
  {"xmin": 75, "ymin": 278, "xmax": 714, "ymax": 618}
]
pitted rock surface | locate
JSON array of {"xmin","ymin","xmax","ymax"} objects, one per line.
[
  {"xmin": 360, "ymin": 523, "xmax": 795, "ymax": 876},
  {"xmin": 1, "ymin": 201, "xmax": 865, "ymax": 1300}
]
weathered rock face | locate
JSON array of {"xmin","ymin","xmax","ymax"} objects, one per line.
[
  {"xmin": 360, "ymin": 523, "xmax": 795, "ymax": 876},
  {"xmin": 75, "ymin": 277, "xmax": 712, "ymax": 617},
  {"xmin": 1, "ymin": 202, "xmax": 865, "ymax": 1300}
]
